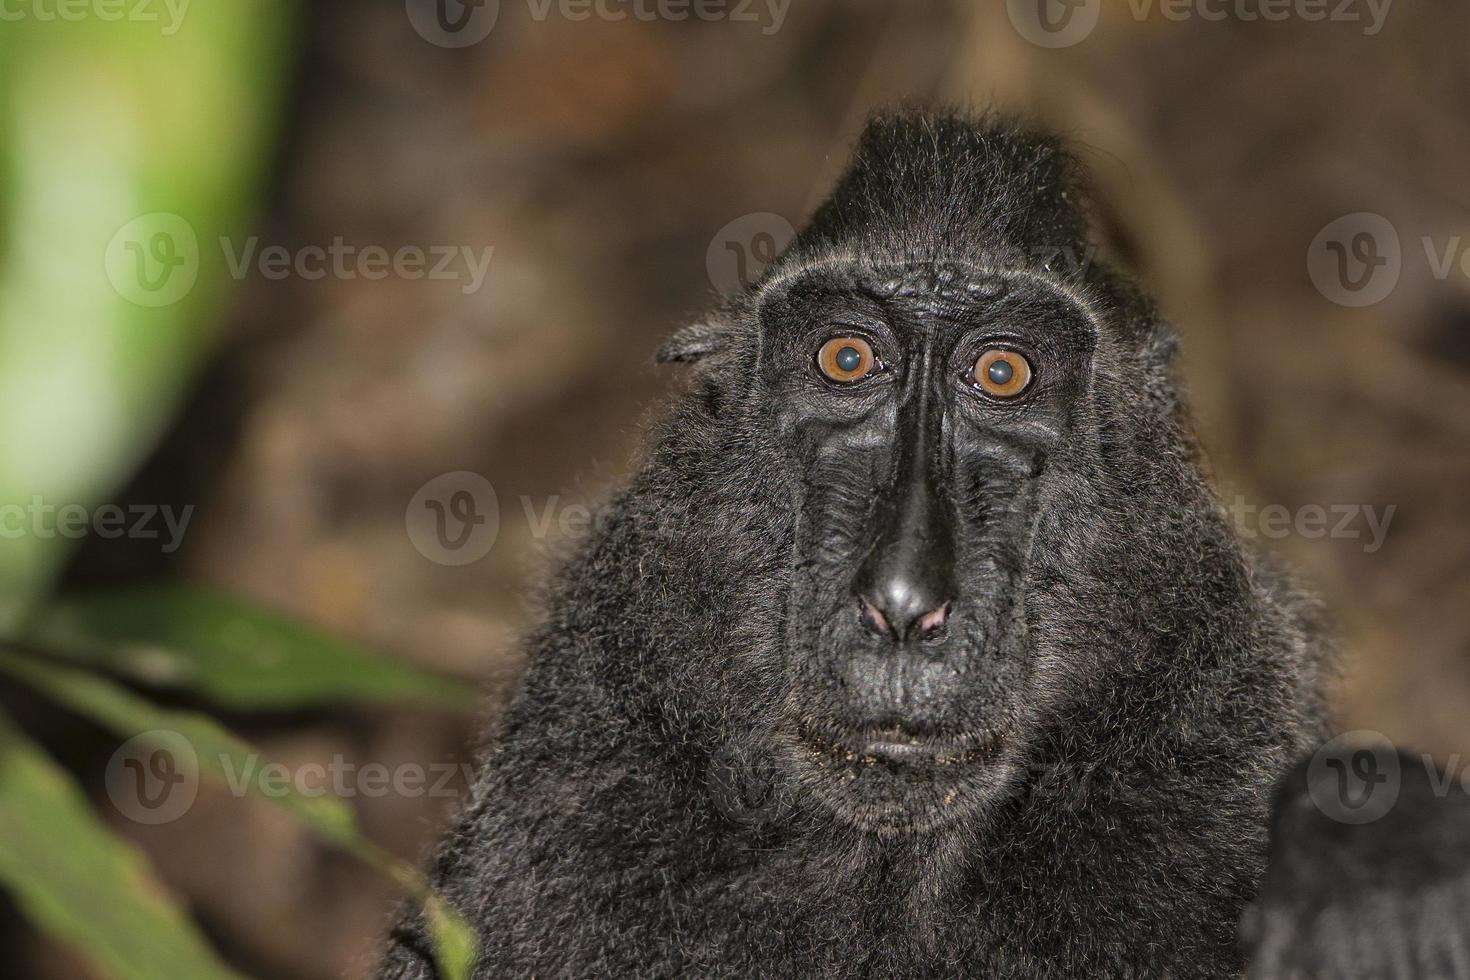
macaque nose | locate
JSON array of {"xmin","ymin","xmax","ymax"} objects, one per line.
[
  {"xmin": 852, "ymin": 371, "xmax": 957, "ymax": 645},
  {"xmin": 853, "ymin": 487, "xmax": 956, "ymax": 642}
]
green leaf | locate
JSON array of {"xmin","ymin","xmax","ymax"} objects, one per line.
[
  {"xmin": 21, "ymin": 586, "xmax": 476, "ymax": 711},
  {"xmin": 0, "ymin": 6, "xmax": 300, "ymax": 626},
  {"xmin": 0, "ymin": 648, "xmax": 479, "ymax": 980},
  {"xmin": 424, "ymin": 895, "xmax": 479, "ymax": 980},
  {"xmin": 0, "ymin": 705, "xmax": 244, "ymax": 980}
]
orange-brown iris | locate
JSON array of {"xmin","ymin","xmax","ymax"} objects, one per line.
[
  {"xmin": 973, "ymin": 349, "xmax": 1033, "ymax": 399},
  {"xmin": 817, "ymin": 336, "xmax": 877, "ymax": 383}
]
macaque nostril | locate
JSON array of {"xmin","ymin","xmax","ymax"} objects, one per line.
[
  {"xmin": 858, "ymin": 597, "xmax": 894, "ymax": 638},
  {"xmin": 857, "ymin": 592, "xmax": 951, "ymax": 643},
  {"xmin": 914, "ymin": 601, "xmax": 950, "ymax": 640}
]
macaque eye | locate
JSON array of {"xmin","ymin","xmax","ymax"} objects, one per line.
[
  {"xmin": 816, "ymin": 336, "xmax": 878, "ymax": 383},
  {"xmin": 971, "ymin": 349, "xmax": 1033, "ymax": 399}
]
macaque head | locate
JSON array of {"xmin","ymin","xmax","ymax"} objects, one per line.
[{"xmin": 652, "ymin": 113, "xmax": 1206, "ymax": 835}]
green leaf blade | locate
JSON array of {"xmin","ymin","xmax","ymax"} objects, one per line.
[
  {"xmin": 0, "ymin": 648, "xmax": 479, "ymax": 979},
  {"xmin": 424, "ymin": 895, "xmax": 479, "ymax": 980},
  {"xmin": 22, "ymin": 586, "xmax": 477, "ymax": 711},
  {"xmin": 0, "ymin": 707, "xmax": 245, "ymax": 980}
]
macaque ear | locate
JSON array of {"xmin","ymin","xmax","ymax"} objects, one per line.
[{"xmin": 655, "ymin": 319, "xmax": 733, "ymax": 364}]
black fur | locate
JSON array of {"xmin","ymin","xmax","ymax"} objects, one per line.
[
  {"xmin": 378, "ymin": 110, "xmax": 1331, "ymax": 979},
  {"xmin": 1243, "ymin": 746, "xmax": 1470, "ymax": 978}
]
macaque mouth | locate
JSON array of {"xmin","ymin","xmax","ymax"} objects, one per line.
[{"xmin": 796, "ymin": 721, "xmax": 1001, "ymax": 769}]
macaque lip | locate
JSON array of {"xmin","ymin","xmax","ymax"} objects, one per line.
[{"xmin": 797, "ymin": 722, "xmax": 1000, "ymax": 769}]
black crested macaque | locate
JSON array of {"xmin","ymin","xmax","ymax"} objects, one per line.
[{"xmin": 378, "ymin": 111, "xmax": 1332, "ymax": 978}]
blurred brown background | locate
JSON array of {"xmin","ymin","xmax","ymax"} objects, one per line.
[{"xmin": 16, "ymin": 0, "xmax": 1470, "ymax": 976}]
